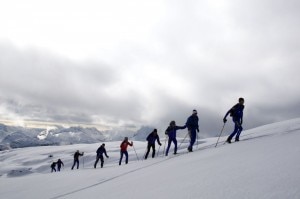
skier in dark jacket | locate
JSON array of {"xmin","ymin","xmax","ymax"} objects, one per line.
[
  {"xmin": 57, "ymin": 159, "xmax": 64, "ymax": 171},
  {"xmin": 119, "ymin": 137, "xmax": 133, "ymax": 165},
  {"xmin": 223, "ymin": 97, "xmax": 245, "ymax": 143},
  {"xmin": 144, "ymin": 129, "xmax": 162, "ymax": 159},
  {"xmin": 71, "ymin": 150, "xmax": 84, "ymax": 170},
  {"xmin": 94, "ymin": 143, "xmax": 109, "ymax": 168},
  {"xmin": 186, "ymin": 109, "xmax": 199, "ymax": 152},
  {"xmin": 51, "ymin": 162, "xmax": 57, "ymax": 172},
  {"xmin": 165, "ymin": 121, "xmax": 186, "ymax": 156}
]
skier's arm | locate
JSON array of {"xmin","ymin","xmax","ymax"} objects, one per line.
[
  {"xmin": 240, "ymin": 111, "xmax": 243, "ymax": 124},
  {"xmin": 223, "ymin": 109, "xmax": 231, "ymax": 123},
  {"xmin": 176, "ymin": 125, "xmax": 186, "ymax": 130},
  {"xmin": 157, "ymin": 135, "xmax": 162, "ymax": 146},
  {"xmin": 104, "ymin": 148, "xmax": 109, "ymax": 158}
]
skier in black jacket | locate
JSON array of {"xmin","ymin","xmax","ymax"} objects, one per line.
[
  {"xmin": 71, "ymin": 150, "xmax": 84, "ymax": 170},
  {"xmin": 223, "ymin": 97, "xmax": 245, "ymax": 143},
  {"xmin": 144, "ymin": 129, "xmax": 162, "ymax": 159},
  {"xmin": 186, "ymin": 110, "xmax": 199, "ymax": 152},
  {"xmin": 94, "ymin": 144, "xmax": 109, "ymax": 168},
  {"xmin": 51, "ymin": 162, "xmax": 56, "ymax": 172},
  {"xmin": 57, "ymin": 159, "xmax": 64, "ymax": 171}
]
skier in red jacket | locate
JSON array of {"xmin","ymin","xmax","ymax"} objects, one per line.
[{"xmin": 119, "ymin": 137, "xmax": 133, "ymax": 165}]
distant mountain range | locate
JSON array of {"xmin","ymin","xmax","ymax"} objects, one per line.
[{"xmin": 0, "ymin": 123, "xmax": 155, "ymax": 150}]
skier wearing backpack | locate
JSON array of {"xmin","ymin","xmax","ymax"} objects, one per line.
[
  {"xmin": 144, "ymin": 129, "xmax": 162, "ymax": 159},
  {"xmin": 165, "ymin": 121, "xmax": 186, "ymax": 156},
  {"xmin": 71, "ymin": 150, "xmax": 84, "ymax": 170},
  {"xmin": 223, "ymin": 97, "xmax": 245, "ymax": 143},
  {"xmin": 94, "ymin": 143, "xmax": 109, "ymax": 168},
  {"xmin": 186, "ymin": 109, "xmax": 199, "ymax": 152},
  {"xmin": 119, "ymin": 137, "xmax": 133, "ymax": 165}
]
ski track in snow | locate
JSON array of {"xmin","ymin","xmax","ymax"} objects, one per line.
[
  {"xmin": 50, "ymin": 158, "xmax": 167, "ymax": 198},
  {"xmin": 50, "ymin": 145, "xmax": 195, "ymax": 198}
]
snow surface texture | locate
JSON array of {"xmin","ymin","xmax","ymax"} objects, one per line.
[{"xmin": 0, "ymin": 118, "xmax": 300, "ymax": 199}]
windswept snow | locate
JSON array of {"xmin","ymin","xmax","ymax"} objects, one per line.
[{"xmin": 1, "ymin": 118, "xmax": 300, "ymax": 199}]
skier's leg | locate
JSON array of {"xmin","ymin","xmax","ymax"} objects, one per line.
[
  {"xmin": 189, "ymin": 129, "xmax": 196, "ymax": 151},
  {"xmin": 227, "ymin": 121, "xmax": 239, "ymax": 142},
  {"xmin": 145, "ymin": 144, "xmax": 151, "ymax": 159},
  {"xmin": 235, "ymin": 122, "xmax": 243, "ymax": 141},
  {"xmin": 119, "ymin": 152, "xmax": 123, "ymax": 165},
  {"xmin": 76, "ymin": 160, "xmax": 80, "ymax": 169},
  {"xmin": 165, "ymin": 139, "xmax": 172, "ymax": 156},
  {"xmin": 151, "ymin": 144, "xmax": 156, "ymax": 158},
  {"xmin": 100, "ymin": 155, "xmax": 104, "ymax": 168},
  {"xmin": 94, "ymin": 156, "xmax": 99, "ymax": 168},
  {"xmin": 125, "ymin": 151, "xmax": 129, "ymax": 164},
  {"xmin": 174, "ymin": 138, "xmax": 178, "ymax": 154},
  {"xmin": 71, "ymin": 160, "xmax": 76, "ymax": 170}
]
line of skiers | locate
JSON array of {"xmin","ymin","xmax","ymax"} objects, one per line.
[{"xmin": 51, "ymin": 98, "xmax": 245, "ymax": 171}]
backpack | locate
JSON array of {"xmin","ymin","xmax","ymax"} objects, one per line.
[
  {"xmin": 229, "ymin": 104, "xmax": 238, "ymax": 117},
  {"xmin": 120, "ymin": 141, "xmax": 128, "ymax": 151}
]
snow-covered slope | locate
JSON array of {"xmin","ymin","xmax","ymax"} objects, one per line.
[{"xmin": 0, "ymin": 118, "xmax": 300, "ymax": 199}]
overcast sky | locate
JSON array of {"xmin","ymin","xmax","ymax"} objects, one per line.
[{"xmin": 0, "ymin": 0, "xmax": 299, "ymax": 137}]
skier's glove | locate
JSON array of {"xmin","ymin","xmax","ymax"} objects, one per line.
[
  {"xmin": 197, "ymin": 128, "xmax": 199, "ymax": 132},
  {"xmin": 159, "ymin": 143, "xmax": 162, "ymax": 146},
  {"xmin": 223, "ymin": 118, "xmax": 227, "ymax": 123}
]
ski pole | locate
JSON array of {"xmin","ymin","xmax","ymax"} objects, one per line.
[
  {"xmin": 157, "ymin": 145, "xmax": 161, "ymax": 157},
  {"xmin": 178, "ymin": 132, "xmax": 189, "ymax": 149},
  {"xmin": 215, "ymin": 123, "xmax": 226, "ymax": 147},
  {"xmin": 143, "ymin": 146, "xmax": 147, "ymax": 160},
  {"xmin": 196, "ymin": 131, "xmax": 199, "ymax": 149},
  {"xmin": 83, "ymin": 156, "xmax": 85, "ymax": 168},
  {"xmin": 162, "ymin": 136, "xmax": 167, "ymax": 156},
  {"xmin": 132, "ymin": 145, "xmax": 140, "ymax": 161}
]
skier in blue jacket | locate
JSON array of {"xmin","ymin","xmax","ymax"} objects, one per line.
[
  {"xmin": 223, "ymin": 97, "xmax": 245, "ymax": 143},
  {"xmin": 186, "ymin": 110, "xmax": 199, "ymax": 152},
  {"xmin": 165, "ymin": 121, "xmax": 186, "ymax": 156},
  {"xmin": 94, "ymin": 143, "xmax": 109, "ymax": 168},
  {"xmin": 145, "ymin": 129, "xmax": 162, "ymax": 159}
]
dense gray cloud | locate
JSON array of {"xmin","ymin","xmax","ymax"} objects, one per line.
[
  {"xmin": 0, "ymin": 42, "xmax": 145, "ymax": 127},
  {"xmin": 0, "ymin": 0, "xmax": 300, "ymax": 137}
]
